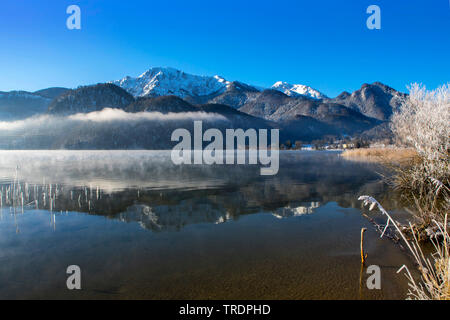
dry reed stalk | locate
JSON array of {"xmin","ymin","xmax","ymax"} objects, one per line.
[
  {"xmin": 359, "ymin": 195, "xmax": 449, "ymax": 300},
  {"xmin": 342, "ymin": 148, "xmax": 418, "ymax": 164},
  {"xmin": 360, "ymin": 228, "xmax": 368, "ymax": 265}
]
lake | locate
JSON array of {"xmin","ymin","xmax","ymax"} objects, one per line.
[{"xmin": 0, "ymin": 150, "xmax": 413, "ymax": 299}]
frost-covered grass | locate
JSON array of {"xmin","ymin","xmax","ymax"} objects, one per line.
[{"xmin": 360, "ymin": 196, "xmax": 449, "ymax": 300}]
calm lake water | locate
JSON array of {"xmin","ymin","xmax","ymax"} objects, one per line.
[{"xmin": 0, "ymin": 150, "xmax": 413, "ymax": 299}]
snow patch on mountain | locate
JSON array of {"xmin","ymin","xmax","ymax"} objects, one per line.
[
  {"xmin": 271, "ymin": 81, "xmax": 327, "ymax": 99},
  {"xmin": 112, "ymin": 67, "xmax": 231, "ymax": 98}
]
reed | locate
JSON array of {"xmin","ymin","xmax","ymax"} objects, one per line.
[
  {"xmin": 359, "ymin": 195, "xmax": 449, "ymax": 300},
  {"xmin": 341, "ymin": 147, "xmax": 417, "ymax": 164},
  {"xmin": 360, "ymin": 228, "xmax": 367, "ymax": 265}
]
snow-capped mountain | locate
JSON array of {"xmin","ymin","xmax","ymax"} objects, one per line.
[
  {"xmin": 271, "ymin": 81, "xmax": 327, "ymax": 100},
  {"xmin": 111, "ymin": 67, "xmax": 231, "ymax": 98},
  {"xmin": 112, "ymin": 67, "xmax": 327, "ymax": 100}
]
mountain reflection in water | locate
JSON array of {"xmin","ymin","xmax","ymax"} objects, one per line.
[{"xmin": 0, "ymin": 150, "xmax": 398, "ymax": 232}]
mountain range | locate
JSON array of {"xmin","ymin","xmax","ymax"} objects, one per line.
[{"xmin": 0, "ymin": 67, "xmax": 406, "ymax": 149}]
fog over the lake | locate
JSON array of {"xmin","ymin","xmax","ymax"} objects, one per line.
[
  {"xmin": 0, "ymin": 108, "xmax": 232, "ymax": 149},
  {"xmin": 0, "ymin": 108, "xmax": 228, "ymax": 131}
]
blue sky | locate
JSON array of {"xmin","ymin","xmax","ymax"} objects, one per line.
[{"xmin": 0, "ymin": 0, "xmax": 449, "ymax": 97}]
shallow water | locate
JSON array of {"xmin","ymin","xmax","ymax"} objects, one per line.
[{"xmin": 0, "ymin": 150, "xmax": 414, "ymax": 299}]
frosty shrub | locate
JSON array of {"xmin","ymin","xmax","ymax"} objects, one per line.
[{"xmin": 391, "ymin": 83, "xmax": 449, "ymax": 180}]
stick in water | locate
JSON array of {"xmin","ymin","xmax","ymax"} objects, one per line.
[{"xmin": 360, "ymin": 228, "xmax": 368, "ymax": 265}]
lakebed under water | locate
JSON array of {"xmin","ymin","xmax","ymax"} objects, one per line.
[{"xmin": 0, "ymin": 150, "xmax": 414, "ymax": 299}]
